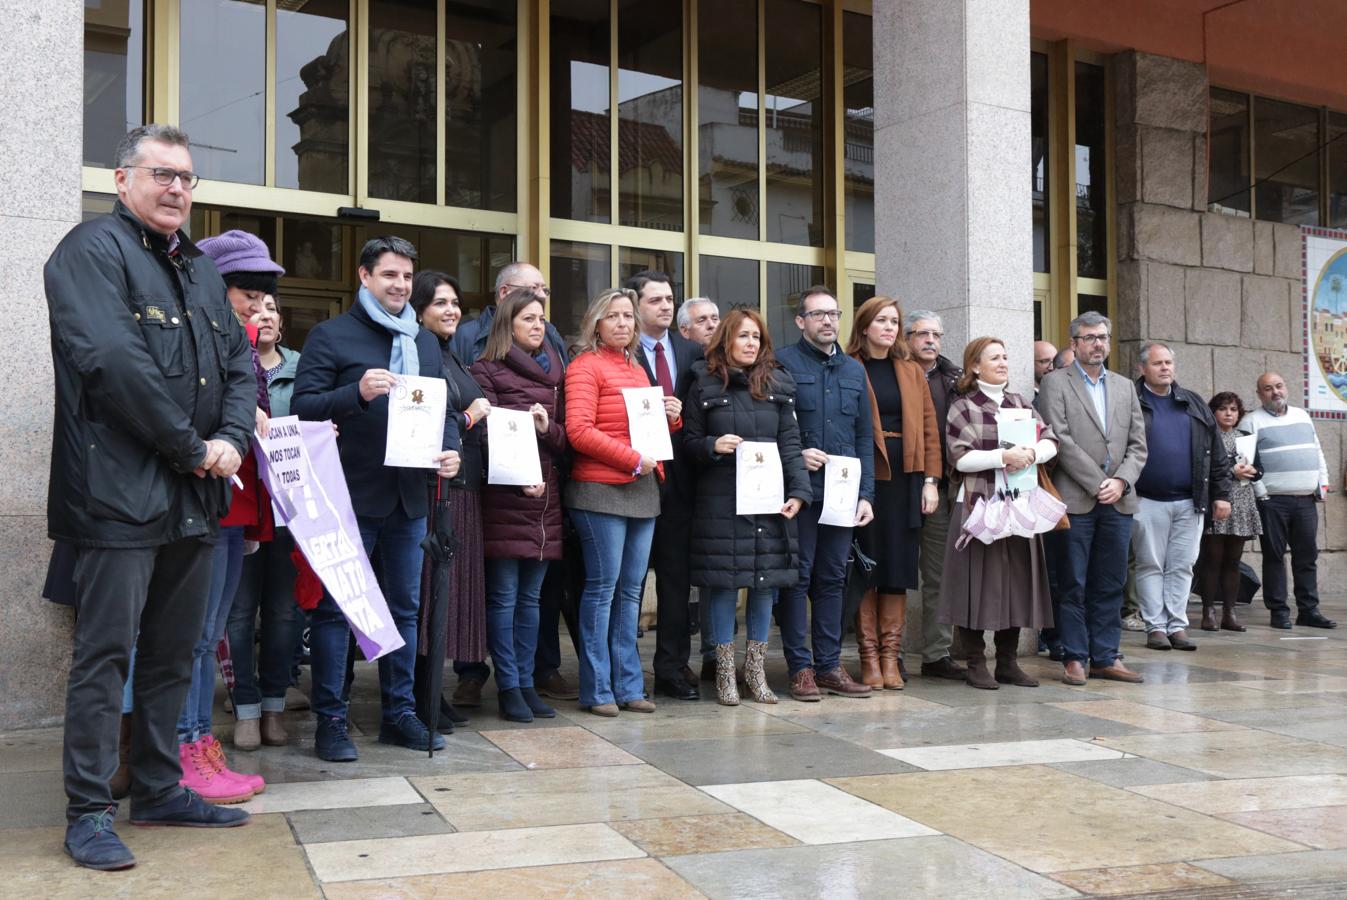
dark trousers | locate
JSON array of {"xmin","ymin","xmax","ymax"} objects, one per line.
[
  {"xmin": 226, "ymin": 528, "xmax": 303, "ymax": 715},
  {"xmin": 1038, "ymin": 528, "xmax": 1068, "ymax": 649},
  {"xmin": 1258, "ymin": 494, "xmax": 1321, "ymax": 616},
  {"xmin": 651, "ymin": 513, "xmax": 695, "ymax": 681},
  {"xmin": 64, "ymin": 537, "xmax": 213, "ymax": 820},
  {"xmin": 776, "ymin": 501, "xmax": 852, "ymax": 675},
  {"xmin": 1057, "ymin": 503, "xmax": 1132, "ymax": 667}
]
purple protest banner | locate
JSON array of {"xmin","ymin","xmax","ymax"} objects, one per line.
[{"xmin": 254, "ymin": 417, "xmax": 405, "ymax": 661}]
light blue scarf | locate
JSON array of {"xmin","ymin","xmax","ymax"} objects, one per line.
[{"xmin": 357, "ymin": 285, "xmax": 420, "ymax": 376}]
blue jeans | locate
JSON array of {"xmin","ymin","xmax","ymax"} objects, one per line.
[
  {"xmin": 226, "ymin": 528, "xmax": 304, "ymax": 718},
  {"xmin": 1057, "ymin": 503, "xmax": 1132, "ymax": 667},
  {"xmin": 177, "ymin": 526, "xmax": 244, "ymax": 743},
  {"xmin": 708, "ymin": 588, "xmax": 774, "ymax": 645},
  {"xmin": 485, "ymin": 557, "xmax": 549, "ymax": 691},
  {"xmin": 309, "ymin": 508, "xmax": 426, "ymax": 723},
  {"xmin": 776, "ymin": 501, "xmax": 851, "ymax": 675},
  {"xmin": 570, "ymin": 509, "xmax": 655, "ymax": 707}
]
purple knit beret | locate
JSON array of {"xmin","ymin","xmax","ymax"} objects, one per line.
[{"xmin": 196, "ymin": 230, "xmax": 285, "ymax": 277}]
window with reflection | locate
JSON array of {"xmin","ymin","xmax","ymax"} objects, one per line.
[
  {"xmin": 700, "ymin": 255, "xmax": 760, "ymax": 312},
  {"xmin": 619, "ymin": 248, "xmax": 684, "ymax": 301},
  {"xmin": 1255, "ymin": 97, "xmax": 1320, "ymax": 226},
  {"xmin": 276, "ymin": 0, "xmax": 349, "ymax": 194},
  {"xmin": 445, "ymin": 0, "xmax": 517, "ymax": 212},
  {"xmin": 550, "ymin": 240, "xmax": 612, "ymax": 348},
  {"xmin": 551, "ymin": 0, "xmax": 612, "ymax": 223},
  {"xmin": 843, "ymin": 12, "xmax": 874, "ymax": 254},
  {"xmin": 1031, "ymin": 52, "xmax": 1049, "ymax": 273},
  {"xmin": 617, "ymin": 0, "xmax": 682, "ymax": 230},
  {"xmin": 414, "ymin": 228, "xmax": 514, "ymax": 320},
  {"xmin": 180, "ymin": 0, "xmax": 266, "ymax": 185},
  {"xmin": 697, "ymin": 0, "xmax": 758, "ymax": 239},
  {"xmin": 765, "ymin": 0, "xmax": 824, "ymax": 246},
  {"xmin": 368, "ymin": 0, "xmax": 436, "ymax": 203},
  {"xmin": 1209, "ymin": 88, "xmax": 1251, "ymax": 217},
  {"xmin": 283, "ymin": 218, "xmax": 344, "ymax": 283},
  {"xmin": 1074, "ymin": 62, "xmax": 1107, "ymax": 280},
  {"xmin": 1077, "ymin": 293, "xmax": 1108, "ymax": 319},
  {"xmin": 1329, "ymin": 112, "xmax": 1347, "ymax": 229},
  {"xmin": 84, "ymin": 0, "xmax": 145, "ymax": 168},
  {"xmin": 766, "ymin": 262, "xmax": 824, "ymax": 351}
]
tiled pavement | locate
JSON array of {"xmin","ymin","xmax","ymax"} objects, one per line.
[{"xmin": 4, "ymin": 598, "xmax": 1347, "ymax": 898}]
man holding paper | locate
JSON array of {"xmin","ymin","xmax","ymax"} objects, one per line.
[
  {"xmin": 775, "ymin": 286, "xmax": 876, "ymax": 701},
  {"xmin": 292, "ymin": 236, "xmax": 461, "ymax": 762}
]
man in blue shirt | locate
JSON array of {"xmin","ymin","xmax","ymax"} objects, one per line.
[{"xmin": 776, "ymin": 286, "xmax": 875, "ymax": 700}]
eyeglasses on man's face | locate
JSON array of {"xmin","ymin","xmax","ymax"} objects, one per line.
[
  {"xmin": 908, "ymin": 329, "xmax": 943, "ymax": 341},
  {"xmin": 800, "ymin": 309, "xmax": 842, "ymax": 321},
  {"xmin": 506, "ymin": 283, "xmax": 551, "ymax": 297},
  {"xmin": 1074, "ymin": 332, "xmax": 1110, "ymax": 344},
  {"xmin": 124, "ymin": 166, "xmax": 200, "ymax": 189}
]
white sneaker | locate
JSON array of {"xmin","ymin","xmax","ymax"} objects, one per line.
[{"xmin": 1121, "ymin": 613, "xmax": 1147, "ymax": 632}]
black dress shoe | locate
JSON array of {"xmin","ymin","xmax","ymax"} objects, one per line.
[
  {"xmin": 1270, "ymin": 615, "xmax": 1293, "ymax": 630},
  {"xmin": 654, "ymin": 675, "xmax": 699, "ymax": 700},
  {"xmin": 1296, "ymin": 611, "xmax": 1338, "ymax": 629}
]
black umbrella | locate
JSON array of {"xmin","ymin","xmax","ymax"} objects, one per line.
[{"xmin": 416, "ymin": 478, "xmax": 458, "ymax": 757}]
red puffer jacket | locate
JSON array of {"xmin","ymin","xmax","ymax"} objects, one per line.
[
  {"xmin": 471, "ymin": 345, "xmax": 566, "ymax": 560},
  {"xmin": 565, "ymin": 346, "xmax": 679, "ymax": 484}
]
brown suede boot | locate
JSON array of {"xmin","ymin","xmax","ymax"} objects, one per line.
[
  {"xmin": 959, "ymin": 627, "xmax": 998, "ymax": 690},
  {"xmin": 1221, "ymin": 599, "xmax": 1246, "ymax": 632},
  {"xmin": 109, "ymin": 713, "xmax": 132, "ymax": 800},
  {"xmin": 993, "ymin": 628, "xmax": 1039, "ymax": 687},
  {"xmin": 1200, "ymin": 602, "xmax": 1220, "ymax": 632},
  {"xmin": 878, "ymin": 593, "xmax": 907, "ymax": 690},
  {"xmin": 855, "ymin": 590, "xmax": 883, "ymax": 688}
]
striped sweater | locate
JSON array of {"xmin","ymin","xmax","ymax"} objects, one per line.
[{"xmin": 1239, "ymin": 405, "xmax": 1328, "ymax": 498}]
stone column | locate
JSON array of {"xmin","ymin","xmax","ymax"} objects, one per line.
[
  {"xmin": 873, "ymin": 0, "xmax": 1034, "ymax": 390},
  {"xmin": 0, "ymin": 0, "xmax": 83, "ymax": 728}
]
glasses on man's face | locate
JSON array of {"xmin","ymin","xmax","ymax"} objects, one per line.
[
  {"xmin": 125, "ymin": 166, "xmax": 200, "ymax": 189},
  {"xmin": 801, "ymin": 309, "xmax": 842, "ymax": 321},
  {"xmin": 908, "ymin": 329, "xmax": 943, "ymax": 341},
  {"xmin": 506, "ymin": 283, "xmax": 551, "ymax": 298},
  {"xmin": 1075, "ymin": 333, "xmax": 1110, "ymax": 344}
]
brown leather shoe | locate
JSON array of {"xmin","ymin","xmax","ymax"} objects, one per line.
[
  {"xmin": 260, "ymin": 711, "xmax": 288, "ymax": 746},
  {"xmin": 1062, "ymin": 660, "xmax": 1087, "ymax": 686},
  {"xmin": 536, "ymin": 670, "xmax": 580, "ymax": 701},
  {"xmin": 816, "ymin": 666, "xmax": 873, "ymax": 697},
  {"xmin": 453, "ymin": 678, "xmax": 484, "ymax": 708},
  {"xmin": 621, "ymin": 698, "xmax": 656, "ymax": 713},
  {"xmin": 1221, "ymin": 603, "xmax": 1246, "ymax": 632},
  {"xmin": 583, "ymin": 703, "xmax": 619, "ymax": 717},
  {"xmin": 1200, "ymin": 603, "xmax": 1220, "ymax": 632},
  {"xmin": 920, "ymin": 656, "xmax": 967, "ymax": 680},
  {"xmin": 1090, "ymin": 662, "xmax": 1144, "ymax": 683},
  {"xmin": 789, "ymin": 668, "xmax": 821, "ymax": 702}
]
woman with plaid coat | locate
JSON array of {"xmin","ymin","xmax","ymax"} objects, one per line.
[{"xmin": 938, "ymin": 337, "xmax": 1060, "ymax": 690}]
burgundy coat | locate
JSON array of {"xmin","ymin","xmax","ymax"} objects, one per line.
[{"xmin": 470, "ymin": 345, "xmax": 566, "ymax": 560}]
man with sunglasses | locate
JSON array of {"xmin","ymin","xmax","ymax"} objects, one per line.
[{"xmin": 44, "ymin": 124, "xmax": 258, "ymax": 869}]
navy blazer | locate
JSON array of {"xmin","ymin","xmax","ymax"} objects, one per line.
[
  {"xmin": 634, "ymin": 330, "xmax": 704, "ymax": 512},
  {"xmin": 292, "ymin": 301, "xmax": 460, "ymax": 520}
]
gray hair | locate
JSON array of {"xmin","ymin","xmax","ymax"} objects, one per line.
[
  {"xmin": 677, "ymin": 297, "xmax": 718, "ymax": 329},
  {"xmin": 114, "ymin": 124, "xmax": 190, "ymax": 169},
  {"xmin": 904, "ymin": 309, "xmax": 942, "ymax": 332},
  {"xmin": 1052, "ymin": 348, "xmax": 1074, "ymax": 369},
  {"xmin": 1138, "ymin": 340, "xmax": 1172, "ymax": 365},
  {"xmin": 1068, "ymin": 310, "xmax": 1111, "ymax": 339},
  {"xmin": 494, "ymin": 261, "xmax": 537, "ymax": 294}
]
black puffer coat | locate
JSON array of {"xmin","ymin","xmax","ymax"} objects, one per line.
[{"xmin": 682, "ymin": 361, "xmax": 812, "ymax": 590}]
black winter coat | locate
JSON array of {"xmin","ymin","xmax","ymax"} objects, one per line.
[
  {"xmin": 471, "ymin": 345, "xmax": 567, "ymax": 560},
  {"xmin": 44, "ymin": 202, "xmax": 256, "ymax": 548},
  {"xmin": 682, "ymin": 362, "xmax": 812, "ymax": 590}
]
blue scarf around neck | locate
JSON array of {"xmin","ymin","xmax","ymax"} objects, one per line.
[{"xmin": 357, "ymin": 285, "xmax": 420, "ymax": 376}]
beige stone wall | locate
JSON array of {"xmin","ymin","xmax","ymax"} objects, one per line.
[{"xmin": 1112, "ymin": 51, "xmax": 1347, "ymax": 585}]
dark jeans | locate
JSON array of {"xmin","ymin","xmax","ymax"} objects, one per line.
[
  {"xmin": 310, "ymin": 507, "xmax": 425, "ymax": 722},
  {"xmin": 535, "ymin": 550, "xmax": 583, "ymax": 677},
  {"xmin": 1258, "ymin": 494, "xmax": 1321, "ymax": 616},
  {"xmin": 776, "ymin": 501, "xmax": 852, "ymax": 675},
  {"xmin": 651, "ymin": 511, "xmax": 695, "ymax": 680},
  {"xmin": 226, "ymin": 528, "xmax": 304, "ymax": 718},
  {"xmin": 64, "ymin": 538, "xmax": 213, "ymax": 820},
  {"xmin": 485, "ymin": 558, "xmax": 549, "ymax": 691},
  {"xmin": 1057, "ymin": 503, "xmax": 1132, "ymax": 667}
]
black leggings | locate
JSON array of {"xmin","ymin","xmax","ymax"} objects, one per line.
[{"xmin": 1199, "ymin": 534, "xmax": 1246, "ymax": 607}]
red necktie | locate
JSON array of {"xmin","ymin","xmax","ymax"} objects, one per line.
[{"xmin": 654, "ymin": 341, "xmax": 674, "ymax": 396}]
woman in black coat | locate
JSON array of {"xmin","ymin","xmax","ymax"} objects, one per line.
[{"xmin": 682, "ymin": 308, "xmax": 811, "ymax": 706}]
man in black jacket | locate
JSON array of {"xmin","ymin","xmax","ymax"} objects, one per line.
[
  {"xmin": 293, "ymin": 236, "xmax": 461, "ymax": 762},
  {"xmin": 45, "ymin": 124, "xmax": 257, "ymax": 869},
  {"xmin": 1131, "ymin": 341, "xmax": 1232, "ymax": 650},
  {"xmin": 629, "ymin": 270, "xmax": 705, "ymax": 699}
]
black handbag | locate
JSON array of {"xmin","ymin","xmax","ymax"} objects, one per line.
[{"xmin": 842, "ymin": 540, "xmax": 878, "ymax": 625}]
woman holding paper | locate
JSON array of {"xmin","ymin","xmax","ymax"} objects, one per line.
[
  {"xmin": 845, "ymin": 296, "xmax": 942, "ymax": 689},
  {"xmin": 411, "ymin": 271, "xmax": 487, "ymax": 731},
  {"xmin": 938, "ymin": 337, "xmax": 1059, "ymax": 690},
  {"xmin": 564, "ymin": 288, "xmax": 681, "ymax": 717},
  {"xmin": 1196, "ymin": 391, "xmax": 1261, "ymax": 632},
  {"xmin": 682, "ymin": 308, "xmax": 811, "ymax": 706},
  {"xmin": 470, "ymin": 287, "xmax": 567, "ymax": 723}
]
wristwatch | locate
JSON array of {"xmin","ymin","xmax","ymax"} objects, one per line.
[{"xmin": 924, "ymin": 476, "xmax": 939, "ymax": 485}]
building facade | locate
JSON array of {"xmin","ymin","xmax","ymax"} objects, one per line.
[{"xmin": 1, "ymin": 0, "xmax": 1344, "ymax": 727}]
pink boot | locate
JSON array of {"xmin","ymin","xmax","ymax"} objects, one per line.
[
  {"xmin": 202, "ymin": 735, "xmax": 266, "ymax": 796},
  {"xmin": 177, "ymin": 739, "xmax": 254, "ymax": 804}
]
